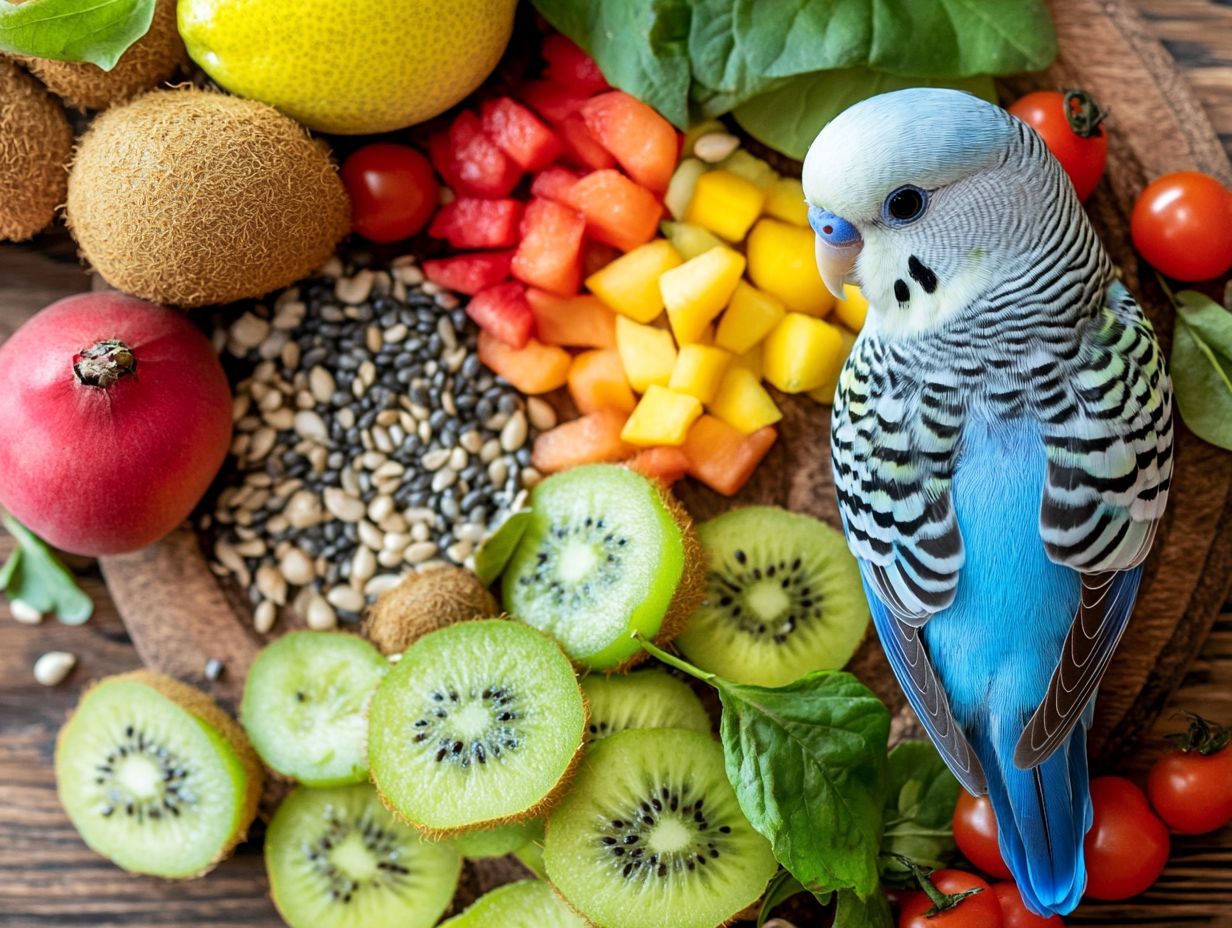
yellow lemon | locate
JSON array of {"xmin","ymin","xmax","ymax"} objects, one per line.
[{"xmin": 178, "ymin": 0, "xmax": 517, "ymax": 134}]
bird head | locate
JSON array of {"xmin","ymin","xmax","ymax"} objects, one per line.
[{"xmin": 803, "ymin": 88, "xmax": 1068, "ymax": 338}]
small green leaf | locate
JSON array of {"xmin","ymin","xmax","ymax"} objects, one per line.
[
  {"xmin": 472, "ymin": 509, "xmax": 534, "ymax": 586},
  {"xmin": 1170, "ymin": 289, "xmax": 1232, "ymax": 451},
  {"xmin": 835, "ymin": 886, "xmax": 893, "ymax": 928},
  {"xmin": 1, "ymin": 516, "xmax": 93, "ymax": 624},
  {"xmin": 0, "ymin": 0, "xmax": 154, "ymax": 70},
  {"xmin": 757, "ymin": 870, "xmax": 811, "ymax": 926},
  {"xmin": 879, "ymin": 740, "xmax": 960, "ymax": 882}
]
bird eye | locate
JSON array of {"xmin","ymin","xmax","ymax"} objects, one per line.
[{"xmin": 883, "ymin": 185, "xmax": 928, "ymax": 224}]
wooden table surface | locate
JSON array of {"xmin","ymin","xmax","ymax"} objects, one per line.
[{"xmin": 3, "ymin": 3, "xmax": 1232, "ymax": 926}]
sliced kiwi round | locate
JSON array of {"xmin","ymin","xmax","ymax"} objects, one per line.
[
  {"xmin": 676, "ymin": 506, "xmax": 870, "ymax": 687},
  {"xmin": 446, "ymin": 818, "xmax": 542, "ymax": 859},
  {"xmin": 266, "ymin": 783, "xmax": 460, "ymax": 928},
  {"xmin": 582, "ymin": 669, "xmax": 711, "ymax": 741},
  {"xmin": 545, "ymin": 728, "xmax": 776, "ymax": 928},
  {"xmin": 240, "ymin": 630, "xmax": 388, "ymax": 786},
  {"xmin": 54, "ymin": 671, "xmax": 261, "ymax": 877},
  {"xmin": 368, "ymin": 619, "xmax": 586, "ymax": 834},
  {"xmin": 363, "ymin": 565, "xmax": 498, "ymax": 656},
  {"xmin": 502, "ymin": 464, "xmax": 704, "ymax": 671},
  {"xmin": 439, "ymin": 880, "xmax": 588, "ymax": 928}
]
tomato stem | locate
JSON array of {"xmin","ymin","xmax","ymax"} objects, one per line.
[
  {"xmin": 1062, "ymin": 89, "xmax": 1106, "ymax": 138},
  {"xmin": 72, "ymin": 339, "xmax": 137, "ymax": 388},
  {"xmin": 1166, "ymin": 712, "xmax": 1231, "ymax": 755},
  {"xmin": 887, "ymin": 854, "xmax": 985, "ymax": 917}
]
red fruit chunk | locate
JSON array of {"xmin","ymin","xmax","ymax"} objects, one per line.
[
  {"xmin": 477, "ymin": 331, "xmax": 571, "ymax": 395},
  {"xmin": 480, "ymin": 97, "xmax": 564, "ymax": 172},
  {"xmin": 583, "ymin": 241, "xmax": 620, "ymax": 277},
  {"xmin": 519, "ymin": 79, "xmax": 588, "ymax": 124},
  {"xmin": 527, "ymin": 289, "xmax": 616, "ymax": 348},
  {"xmin": 512, "ymin": 198, "xmax": 586, "ymax": 295},
  {"xmin": 626, "ymin": 447, "xmax": 690, "ymax": 485},
  {"xmin": 428, "ymin": 130, "xmax": 465, "ymax": 190},
  {"xmin": 422, "ymin": 250, "xmax": 513, "ymax": 295},
  {"xmin": 531, "ymin": 166, "xmax": 582, "ymax": 203},
  {"xmin": 467, "ymin": 282, "xmax": 534, "ymax": 349},
  {"xmin": 681, "ymin": 416, "xmax": 777, "ymax": 496},
  {"xmin": 445, "ymin": 110, "xmax": 522, "ymax": 197},
  {"xmin": 532, "ymin": 409, "xmax": 633, "ymax": 474},
  {"xmin": 542, "ymin": 34, "xmax": 610, "ymax": 95},
  {"xmin": 558, "ymin": 112, "xmax": 616, "ymax": 171},
  {"xmin": 582, "ymin": 91, "xmax": 677, "ymax": 193},
  {"xmin": 564, "ymin": 169, "xmax": 661, "ymax": 252},
  {"xmin": 428, "ymin": 198, "xmax": 524, "ymax": 250}
]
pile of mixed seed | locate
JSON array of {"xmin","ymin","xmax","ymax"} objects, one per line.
[{"xmin": 201, "ymin": 255, "xmax": 556, "ymax": 633}]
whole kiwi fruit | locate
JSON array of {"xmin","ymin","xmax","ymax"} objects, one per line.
[
  {"xmin": 65, "ymin": 88, "xmax": 350, "ymax": 308},
  {"xmin": 0, "ymin": 58, "xmax": 72, "ymax": 241},
  {"xmin": 363, "ymin": 565, "xmax": 499, "ymax": 655}
]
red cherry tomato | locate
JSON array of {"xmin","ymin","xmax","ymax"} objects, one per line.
[
  {"xmin": 992, "ymin": 883, "xmax": 1065, "ymax": 927},
  {"xmin": 1008, "ymin": 90, "xmax": 1107, "ymax": 202},
  {"xmin": 340, "ymin": 143, "xmax": 439, "ymax": 243},
  {"xmin": 899, "ymin": 870, "xmax": 1003, "ymax": 928},
  {"xmin": 1130, "ymin": 171, "xmax": 1232, "ymax": 281},
  {"xmin": 1147, "ymin": 730, "xmax": 1232, "ymax": 835},
  {"xmin": 1083, "ymin": 776, "xmax": 1170, "ymax": 901},
  {"xmin": 953, "ymin": 791, "xmax": 1013, "ymax": 879}
]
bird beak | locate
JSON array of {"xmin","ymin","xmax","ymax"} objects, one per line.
[{"xmin": 808, "ymin": 206, "xmax": 863, "ymax": 300}]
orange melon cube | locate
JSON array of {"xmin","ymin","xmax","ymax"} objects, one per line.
[
  {"xmin": 568, "ymin": 349, "xmax": 636, "ymax": 414},
  {"xmin": 477, "ymin": 331, "xmax": 570, "ymax": 395},
  {"xmin": 682, "ymin": 416, "xmax": 778, "ymax": 496},
  {"xmin": 527, "ymin": 289, "xmax": 616, "ymax": 348},
  {"xmin": 531, "ymin": 408, "xmax": 634, "ymax": 474}
]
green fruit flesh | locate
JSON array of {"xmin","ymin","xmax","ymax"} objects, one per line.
[
  {"xmin": 368, "ymin": 620, "xmax": 585, "ymax": 832},
  {"xmin": 502, "ymin": 465, "xmax": 685, "ymax": 669},
  {"xmin": 439, "ymin": 880, "xmax": 587, "ymax": 928},
  {"xmin": 241, "ymin": 631, "xmax": 388, "ymax": 786},
  {"xmin": 676, "ymin": 507, "xmax": 869, "ymax": 687},
  {"xmin": 55, "ymin": 679, "xmax": 251, "ymax": 877},
  {"xmin": 545, "ymin": 728, "xmax": 777, "ymax": 928},
  {"xmin": 447, "ymin": 818, "xmax": 541, "ymax": 858},
  {"xmin": 266, "ymin": 783, "xmax": 460, "ymax": 928},
  {"xmin": 582, "ymin": 670, "xmax": 711, "ymax": 741}
]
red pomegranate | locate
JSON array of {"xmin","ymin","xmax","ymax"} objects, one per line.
[{"xmin": 0, "ymin": 292, "xmax": 232, "ymax": 555}]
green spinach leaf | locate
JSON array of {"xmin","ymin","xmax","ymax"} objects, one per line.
[
  {"xmin": 1, "ymin": 516, "xmax": 93, "ymax": 624},
  {"xmin": 880, "ymin": 740, "xmax": 960, "ymax": 883},
  {"xmin": 756, "ymin": 870, "xmax": 812, "ymax": 926},
  {"xmin": 1170, "ymin": 289, "xmax": 1232, "ymax": 451},
  {"xmin": 835, "ymin": 886, "xmax": 893, "ymax": 928},
  {"xmin": 0, "ymin": 0, "xmax": 154, "ymax": 70}
]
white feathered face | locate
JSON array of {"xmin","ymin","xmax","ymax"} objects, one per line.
[{"xmin": 803, "ymin": 88, "xmax": 1044, "ymax": 339}]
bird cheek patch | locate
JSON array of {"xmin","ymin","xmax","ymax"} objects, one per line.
[{"xmin": 894, "ymin": 279, "xmax": 911, "ymax": 304}]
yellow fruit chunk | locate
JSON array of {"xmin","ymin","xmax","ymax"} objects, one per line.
[
  {"xmin": 808, "ymin": 328, "xmax": 858, "ymax": 405},
  {"xmin": 763, "ymin": 313, "xmax": 844, "ymax": 394},
  {"xmin": 717, "ymin": 150, "xmax": 778, "ymax": 191},
  {"xmin": 616, "ymin": 316, "xmax": 677, "ymax": 393},
  {"xmin": 730, "ymin": 345, "xmax": 763, "ymax": 381},
  {"xmin": 709, "ymin": 367, "xmax": 781, "ymax": 434},
  {"xmin": 659, "ymin": 246, "xmax": 746, "ymax": 345},
  {"xmin": 685, "ymin": 171, "xmax": 767, "ymax": 242},
  {"xmin": 621, "ymin": 385, "xmax": 703, "ymax": 447},
  {"xmin": 833, "ymin": 283, "xmax": 869, "ymax": 332},
  {"xmin": 747, "ymin": 218, "xmax": 834, "ymax": 317},
  {"xmin": 660, "ymin": 220, "xmax": 724, "ymax": 260},
  {"xmin": 764, "ymin": 177, "xmax": 808, "ymax": 226},
  {"xmin": 714, "ymin": 281, "xmax": 787, "ymax": 355},
  {"xmin": 586, "ymin": 239, "xmax": 682, "ymax": 324},
  {"xmin": 668, "ymin": 344, "xmax": 731, "ymax": 404}
]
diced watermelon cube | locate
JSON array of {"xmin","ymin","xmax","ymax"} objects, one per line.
[
  {"xmin": 428, "ymin": 130, "xmax": 465, "ymax": 190},
  {"xmin": 564, "ymin": 169, "xmax": 661, "ymax": 252},
  {"xmin": 531, "ymin": 166, "xmax": 582, "ymax": 203},
  {"xmin": 427, "ymin": 198, "xmax": 524, "ymax": 250},
  {"xmin": 518, "ymin": 80, "xmax": 588, "ymax": 124},
  {"xmin": 542, "ymin": 34, "xmax": 610, "ymax": 95},
  {"xmin": 466, "ymin": 282, "xmax": 534, "ymax": 349},
  {"xmin": 511, "ymin": 198, "xmax": 586, "ymax": 296},
  {"xmin": 422, "ymin": 250, "xmax": 513, "ymax": 295},
  {"xmin": 558, "ymin": 112, "xmax": 616, "ymax": 172},
  {"xmin": 444, "ymin": 110, "xmax": 522, "ymax": 197},
  {"xmin": 582, "ymin": 91, "xmax": 678, "ymax": 193},
  {"xmin": 480, "ymin": 97, "xmax": 563, "ymax": 172}
]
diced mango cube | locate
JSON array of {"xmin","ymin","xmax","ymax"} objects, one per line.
[
  {"xmin": 730, "ymin": 344, "xmax": 763, "ymax": 381},
  {"xmin": 833, "ymin": 283, "xmax": 869, "ymax": 332},
  {"xmin": 660, "ymin": 246, "xmax": 746, "ymax": 345},
  {"xmin": 665, "ymin": 157, "xmax": 708, "ymax": 221},
  {"xmin": 747, "ymin": 218, "xmax": 834, "ymax": 317},
  {"xmin": 714, "ymin": 281, "xmax": 786, "ymax": 355},
  {"xmin": 586, "ymin": 239, "xmax": 682, "ymax": 323},
  {"xmin": 808, "ymin": 328, "xmax": 858, "ymax": 405},
  {"xmin": 685, "ymin": 170, "xmax": 767, "ymax": 241},
  {"xmin": 616, "ymin": 316, "xmax": 677, "ymax": 393},
  {"xmin": 709, "ymin": 367, "xmax": 781, "ymax": 434},
  {"xmin": 621, "ymin": 385, "xmax": 703, "ymax": 447},
  {"xmin": 762, "ymin": 313, "xmax": 844, "ymax": 393},
  {"xmin": 764, "ymin": 177, "xmax": 808, "ymax": 226},
  {"xmin": 660, "ymin": 220, "xmax": 725, "ymax": 260},
  {"xmin": 668, "ymin": 344, "xmax": 731, "ymax": 404}
]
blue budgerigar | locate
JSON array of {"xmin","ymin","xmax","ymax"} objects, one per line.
[{"xmin": 803, "ymin": 89, "xmax": 1173, "ymax": 916}]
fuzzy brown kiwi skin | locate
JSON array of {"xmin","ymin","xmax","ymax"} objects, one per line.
[
  {"xmin": 0, "ymin": 59, "xmax": 71, "ymax": 242},
  {"xmin": 55, "ymin": 670, "xmax": 264, "ymax": 878},
  {"xmin": 363, "ymin": 565, "xmax": 499, "ymax": 656}
]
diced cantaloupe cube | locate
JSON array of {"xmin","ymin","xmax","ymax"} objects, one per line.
[
  {"xmin": 833, "ymin": 283, "xmax": 869, "ymax": 332},
  {"xmin": 660, "ymin": 221, "xmax": 725, "ymax": 261},
  {"xmin": 568, "ymin": 348, "xmax": 637, "ymax": 414},
  {"xmin": 586, "ymin": 239, "xmax": 682, "ymax": 323},
  {"xmin": 764, "ymin": 177, "xmax": 808, "ymax": 226},
  {"xmin": 665, "ymin": 158, "xmax": 708, "ymax": 221},
  {"xmin": 708, "ymin": 366, "xmax": 781, "ymax": 433},
  {"xmin": 532, "ymin": 408, "xmax": 633, "ymax": 474},
  {"xmin": 527, "ymin": 289, "xmax": 616, "ymax": 348},
  {"xmin": 747, "ymin": 218, "xmax": 834, "ymax": 317},
  {"xmin": 621, "ymin": 385, "xmax": 703, "ymax": 447},
  {"xmin": 685, "ymin": 170, "xmax": 767, "ymax": 242},
  {"xmin": 626, "ymin": 446, "xmax": 691, "ymax": 485},
  {"xmin": 762, "ymin": 313, "xmax": 844, "ymax": 394},
  {"xmin": 659, "ymin": 246, "xmax": 745, "ymax": 345},
  {"xmin": 615, "ymin": 316, "xmax": 677, "ymax": 393},
  {"xmin": 668, "ymin": 344, "xmax": 731, "ymax": 404},
  {"xmin": 714, "ymin": 281, "xmax": 786, "ymax": 355},
  {"xmin": 477, "ymin": 331, "xmax": 571, "ymax": 395},
  {"xmin": 682, "ymin": 415, "xmax": 778, "ymax": 496},
  {"xmin": 730, "ymin": 345, "xmax": 763, "ymax": 381},
  {"xmin": 808, "ymin": 328, "xmax": 858, "ymax": 405}
]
